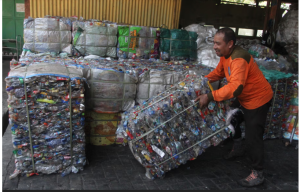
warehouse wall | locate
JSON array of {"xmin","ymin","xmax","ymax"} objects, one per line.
[
  {"xmin": 179, "ymin": 0, "xmax": 284, "ymax": 33},
  {"xmin": 28, "ymin": 0, "xmax": 182, "ymax": 29}
]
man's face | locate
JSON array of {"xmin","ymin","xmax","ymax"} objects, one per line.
[{"xmin": 213, "ymin": 33, "xmax": 233, "ymax": 57}]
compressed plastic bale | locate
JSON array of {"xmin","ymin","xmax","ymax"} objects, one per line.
[
  {"xmin": 136, "ymin": 69, "xmax": 187, "ymax": 104},
  {"xmin": 84, "ymin": 22, "xmax": 107, "ymax": 34},
  {"xmin": 48, "ymin": 31, "xmax": 62, "ymax": 43},
  {"xmin": 60, "ymin": 31, "xmax": 72, "ymax": 43},
  {"xmin": 130, "ymin": 26, "xmax": 150, "ymax": 37},
  {"xmin": 170, "ymin": 49, "xmax": 190, "ymax": 57},
  {"xmin": 23, "ymin": 43, "xmax": 35, "ymax": 50},
  {"xmin": 171, "ymin": 29, "xmax": 189, "ymax": 40},
  {"xmin": 61, "ymin": 44, "xmax": 73, "ymax": 55},
  {"xmin": 116, "ymin": 73, "xmax": 232, "ymax": 179},
  {"xmin": 23, "ymin": 17, "xmax": 72, "ymax": 54},
  {"xmin": 106, "ymin": 47, "xmax": 117, "ymax": 58},
  {"xmin": 188, "ymin": 31, "xmax": 198, "ymax": 41},
  {"xmin": 24, "ymin": 17, "xmax": 35, "ymax": 29},
  {"xmin": 35, "ymin": 18, "xmax": 59, "ymax": 30},
  {"xmin": 6, "ymin": 62, "xmax": 86, "ymax": 179},
  {"xmin": 59, "ymin": 18, "xmax": 72, "ymax": 31},
  {"xmin": 159, "ymin": 39, "xmax": 170, "ymax": 52},
  {"xmin": 86, "ymin": 34, "xmax": 108, "ymax": 47},
  {"xmin": 74, "ymin": 45, "xmax": 86, "ymax": 55},
  {"xmin": 24, "ymin": 29, "xmax": 35, "ymax": 43},
  {"xmin": 92, "ymin": 82, "xmax": 124, "ymax": 99},
  {"xmin": 108, "ymin": 36, "xmax": 118, "ymax": 46},
  {"xmin": 88, "ymin": 100, "xmax": 123, "ymax": 113},
  {"xmin": 85, "ymin": 65, "xmax": 138, "ymax": 113},
  {"xmin": 107, "ymin": 25, "xmax": 118, "ymax": 36},
  {"xmin": 85, "ymin": 46, "xmax": 107, "ymax": 56},
  {"xmin": 170, "ymin": 40, "xmax": 190, "ymax": 50},
  {"xmin": 72, "ymin": 20, "xmax": 85, "ymax": 32},
  {"xmin": 118, "ymin": 26, "xmax": 130, "ymax": 36},
  {"xmin": 160, "ymin": 28, "xmax": 170, "ymax": 38},
  {"xmin": 149, "ymin": 27, "xmax": 159, "ymax": 38},
  {"xmin": 35, "ymin": 31, "xmax": 48, "ymax": 43},
  {"xmin": 128, "ymin": 48, "xmax": 150, "ymax": 59},
  {"xmin": 118, "ymin": 36, "xmax": 130, "ymax": 48}
]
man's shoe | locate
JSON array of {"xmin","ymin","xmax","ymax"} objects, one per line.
[
  {"xmin": 237, "ymin": 170, "xmax": 265, "ymax": 187},
  {"xmin": 223, "ymin": 138, "xmax": 245, "ymax": 160}
]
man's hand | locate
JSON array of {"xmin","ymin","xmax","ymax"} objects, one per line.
[{"xmin": 195, "ymin": 94, "xmax": 209, "ymax": 109}]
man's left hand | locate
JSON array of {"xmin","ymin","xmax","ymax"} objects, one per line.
[{"xmin": 195, "ymin": 94, "xmax": 209, "ymax": 109}]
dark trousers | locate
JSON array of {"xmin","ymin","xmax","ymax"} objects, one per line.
[{"xmin": 230, "ymin": 98, "xmax": 272, "ymax": 171}]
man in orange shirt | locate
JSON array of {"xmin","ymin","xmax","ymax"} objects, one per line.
[{"xmin": 195, "ymin": 28, "xmax": 273, "ymax": 187}]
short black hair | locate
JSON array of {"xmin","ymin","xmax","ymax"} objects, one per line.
[{"xmin": 216, "ymin": 28, "xmax": 236, "ymax": 45}]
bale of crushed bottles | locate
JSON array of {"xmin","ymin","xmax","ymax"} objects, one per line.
[
  {"xmin": 264, "ymin": 77, "xmax": 298, "ymax": 139},
  {"xmin": 136, "ymin": 69, "xmax": 187, "ymax": 105},
  {"xmin": 7, "ymin": 62, "xmax": 86, "ymax": 179},
  {"xmin": 282, "ymin": 79, "xmax": 298, "ymax": 141},
  {"xmin": 116, "ymin": 72, "xmax": 233, "ymax": 179},
  {"xmin": 72, "ymin": 19, "xmax": 118, "ymax": 57},
  {"xmin": 23, "ymin": 16, "xmax": 72, "ymax": 55},
  {"xmin": 135, "ymin": 63, "xmax": 215, "ymax": 105},
  {"xmin": 84, "ymin": 60, "xmax": 138, "ymax": 113},
  {"xmin": 117, "ymin": 25, "xmax": 160, "ymax": 59},
  {"xmin": 159, "ymin": 28, "xmax": 198, "ymax": 61}
]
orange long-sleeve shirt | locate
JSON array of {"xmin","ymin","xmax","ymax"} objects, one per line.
[{"xmin": 205, "ymin": 46, "xmax": 273, "ymax": 110}]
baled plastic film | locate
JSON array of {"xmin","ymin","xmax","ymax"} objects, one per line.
[
  {"xmin": 85, "ymin": 46, "xmax": 107, "ymax": 56},
  {"xmin": 107, "ymin": 25, "xmax": 118, "ymax": 36},
  {"xmin": 59, "ymin": 31, "xmax": 72, "ymax": 43},
  {"xmin": 106, "ymin": 47, "xmax": 117, "ymax": 58},
  {"xmin": 59, "ymin": 18, "xmax": 72, "ymax": 31},
  {"xmin": 92, "ymin": 82, "xmax": 124, "ymax": 99},
  {"xmin": 24, "ymin": 29, "xmax": 35, "ymax": 43},
  {"xmin": 35, "ymin": 31, "xmax": 48, "ymax": 43},
  {"xmin": 73, "ymin": 32, "xmax": 86, "ymax": 46},
  {"xmin": 72, "ymin": 20, "xmax": 85, "ymax": 32},
  {"xmin": 35, "ymin": 18, "xmax": 59, "ymax": 31},
  {"xmin": 24, "ymin": 17, "xmax": 35, "ymax": 29},
  {"xmin": 84, "ymin": 21, "xmax": 107, "ymax": 34},
  {"xmin": 86, "ymin": 34, "xmax": 108, "ymax": 47},
  {"xmin": 48, "ymin": 31, "xmax": 61, "ymax": 43},
  {"xmin": 108, "ymin": 36, "xmax": 118, "ymax": 46},
  {"xmin": 171, "ymin": 29, "xmax": 190, "ymax": 40}
]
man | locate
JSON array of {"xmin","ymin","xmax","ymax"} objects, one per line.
[{"xmin": 195, "ymin": 28, "xmax": 273, "ymax": 187}]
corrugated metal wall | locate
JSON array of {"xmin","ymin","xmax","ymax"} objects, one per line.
[{"xmin": 29, "ymin": 0, "xmax": 182, "ymax": 29}]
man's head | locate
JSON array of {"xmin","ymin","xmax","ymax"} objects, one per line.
[{"xmin": 213, "ymin": 28, "xmax": 236, "ymax": 57}]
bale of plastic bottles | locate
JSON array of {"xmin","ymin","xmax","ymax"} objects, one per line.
[
  {"xmin": 72, "ymin": 19, "xmax": 118, "ymax": 58},
  {"xmin": 84, "ymin": 60, "xmax": 138, "ymax": 113},
  {"xmin": 7, "ymin": 62, "xmax": 86, "ymax": 179},
  {"xmin": 159, "ymin": 28, "xmax": 198, "ymax": 61},
  {"xmin": 117, "ymin": 25, "xmax": 160, "ymax": 59},
  {"xmin": 23, "ymin": 16, "xmax": 72, "ymax": 55},
  {"xmin": 116, "ymin": 72, "xmax": 233, "ymax": 179}
]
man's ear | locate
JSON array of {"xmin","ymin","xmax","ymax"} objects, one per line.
[{"xmin": 228, "ymin": 40, "xmax": 234, "ymax": 49}]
